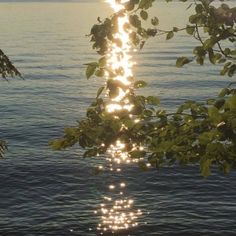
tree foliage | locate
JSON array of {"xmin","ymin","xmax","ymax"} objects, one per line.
[
  {"xmin": 0, "ymin": 49, "xmax": 21, "ymax": 79},
  {"xmin": 0, "ymin": 49, "xmax": 22, "ymax": 157},
  {"xmin": 51, "ymin": 0, "xmax": 236, "ymax": 177}
]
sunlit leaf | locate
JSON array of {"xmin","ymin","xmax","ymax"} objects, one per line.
[
  {"xmin": 176, "ymin": 57, "xmax": 191, "ymax": 67},
  {"xmin": 96, "ymin": 86, "xmax": 105, "ymax": 99},
  {"xmin": 134, "ymin": 80, "xmax": 147, "ymax": 88},
  {"xmin": 151, "ymin": 17, "xmax": 159, "ymax": 26},
  {"xmin": 85, "ymin": 62, "xmax": 99, "ymax": 79},
  {"xmin": 140, "ymin": 10, "xmax": 148, "ymax": 20},
  {"xmin": 166, "ymin": 31, "xmax": 174, "ymax": 40}
]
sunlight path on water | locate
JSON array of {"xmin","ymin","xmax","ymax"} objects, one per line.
[
  {"xmin": 105, "ymin": 0, "xmax": 134, "ymax": 113},
  {"xmin": 94, "ymin": 0, "xmax": 144, "ymax": 234}
]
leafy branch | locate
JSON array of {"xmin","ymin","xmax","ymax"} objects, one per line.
[
  {"xmin": 0, "ymin": 49, "xmax": 22, "ymax": 157},
  {"xmin": 0, "ymin": 49, "xmax": 22, "ymax": 80},
  {"xmin": 51, "ymin": 0, "xmax": 236, "ymax": 177}
]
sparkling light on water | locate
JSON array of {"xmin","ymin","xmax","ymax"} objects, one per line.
[
  {"xmin": 96, "ymin": 194, "xmax": 142, "ymax": 232},
  {"xmin": 96, "ymin": 140, "xmax": 144, "ymax": 234},
  {"xmin": 95, "ymin": 1, "xmax": 143, "ymax": 234},
  {"xmin": 105, "ymin": 0, "xmax": 135, "ymax": 113}
]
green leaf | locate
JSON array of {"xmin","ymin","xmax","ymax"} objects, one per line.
[
  {"xmin": 214, "ymin": 53, "xmax": 222, "ymax": 63},
  {"xmin": 99, "ymin": 57, "xmax": 106, "ymax": 67},
  {"xmin": 228, "ymin": 64, "xmax": 236, "ymax": 77},
  {"xmin": 129, "ymin": 15, "xmax": 142, "ymax": 28},
  {"xmin": 95, "ymin": 69, "xmax": 105, "ymax": 77},
  {"xmin": 176, "ymin": 57, "xmax": 191, "ymax": 67},
  {"xmin": 199, "ymin": 130, "xmax": 219, "ymax": 145},
  {"xmin": 222, "ymin": 162, "xmax": 231, "ymax": 175},
  {"xmin": 195, "ymin": 4, "xmax": 204, "ymax": 14},
  {"xmin": 146, "ymin": 96, "xmax": 160, "ymax": 105},
  {"xmin": 134, "ymin": 80, "xmax": 147, "ymax": 88},
  {"xmin": 50, "ymin": 139, "xmax": 64, "ymax": 151},
  {"xmin": 122, "ymin": 118, "xmax": 135, "ymax": 129},
  {"xmin": 166, "ymin": 31, "xmax": 174, "ymax": 40},
  {"xmin": 186, "ymin": 3, "xmax": 193, "ymax": 10},
  {"xmin": 219, "ymin": 88, "xmax": 230, "ymax": 98},
  {"xmin": 224, "ymin": 48, "xmax": 231, "ymax": 56},
  {"xmin": 130, "ymin": 150, "xmax": 146, "ymax": 159},
  {"xmin": 196, "ymin": 56, "xmax": 204, "ymax": 65},
  {"xmin": 200, "ymin": 158, "xmax": 212, "ymax": 177},
  {"xmin": 140, "ymin": 10, "xmax": 148, "ymax": 20},
  {"xmin": 173, "ymin": 27, "xmax": 179, "ymax": 32},
  {"xmin": 207, "ymin": 99, "xmax": 216, "ymax": 105},
  {"xmin": 143, "ymin": 109, "xmax": 153, "ymax": 117},
  {"xmin": 130, "ymin": 32, "xmax": 140, "ymax": 46},
  {"xmin": 85, "ymin": 62, "xmax": 98, "ymax": 79},
  {"xmin": 189, "ymin": 14, "xmax": 198, "ymax": 24},
  {"xmin": 208, "ymin": 107, "xmax": 221, "ymax": 123},
  {"xmin": 83, "ymin": 149, "xmax": 98, "ymax": 158},
  {"xmin": 203, "ymin": 38, "xmax": 215, "ymax": 50},
  {"xmin": 151, "ymin": 17, "xmax": 159, "ymax": 26},
  {"xmin": 140, "ymin": 41, "xmax": 146, "ymax": 49},
  {"xmin": 125, "ymin": 1, "xmax": 135, "ymax": 11},
  {"xmin": 193, "ymin": 46, "xmax": 206, "ymax": 56},
  {"xmin": 227, "ymin": 94, "xmax": 236, "ymax": 110},
  {"xmin": 138, "ymin": 161, "xmax": 149, "ymax": 171},
  {"xmin": 214, "ymin": 99, "xmax": 225, "ymax": 110},
  {"xmin": 96, "ymin": 86, "xmax": 105, "ymax": 99},
  {"xmin": 139, "ymin": 0, "xmax": 154, "ymax": 10},
  {"xmin": 146, "ymin": 28, "xmax": 157, "ymax": 37},
  {"xmin": 218, "ymin": 58, "xmax": 226, "ymax": 64},
  {"xmin": 220, "ymin": 67, "xmax": 228, "ymax": 76},
  {"xmin": 208, "ymin": 48, "xmax": 215, "ymax": 64},
  {"xmin": 186, "ymin": 25, "xmax": 195, "ymax": 35},
  {"xmin": 230, "ymin": 49, "xmax": 236, "ymax": 56}
]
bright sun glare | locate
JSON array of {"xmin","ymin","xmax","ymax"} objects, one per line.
[
  {"xmin": 95, "ymin": 0, "xmax": 144, "ymax": 234},
  {"xmin": 105, "ymin": 0, "xmax": 134, "ymax": 113}
]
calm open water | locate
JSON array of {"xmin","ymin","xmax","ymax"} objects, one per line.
[{"xmin": 0, "ymin": 1, "xmax": 236, "ymax": 235}]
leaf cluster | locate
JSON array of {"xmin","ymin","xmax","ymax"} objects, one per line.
[
  {"xmin": 0, "ymin": 49, "xmax": 22, "ymax": 79},
  {"xmin": 53, "ymin": 0, "xmax": 236, "ymax": 177},
  {"xmin": 51, "ymin": 87, "xmax": 236, "ymax": 177},
  {"xmin": 0, "ymin": 49, "xmax": 21, "ymax": 157},
  {"xmin": 0, "ymin": 140, "xmax": 7, "ymax": 158}
]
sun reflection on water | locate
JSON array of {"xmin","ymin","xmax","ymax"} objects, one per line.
[
  {"xmin": 95, "ymin": 0, "xmax": 143, "ymax": 234},
  {"xmin": 96, "ymin": 140, "xmax": 144, "ymax": 234},
  {"xmin": 96, "ymin": 196, "xmax": 142, "ymax": 233},
  {"xmin": 105, "ymin": 0, "xmax": 135, "ymax": 112}
]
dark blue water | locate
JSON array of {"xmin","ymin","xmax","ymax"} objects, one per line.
[{"xmin": 0, "ymin": 1, "xmax": 236, "ymax": 235}]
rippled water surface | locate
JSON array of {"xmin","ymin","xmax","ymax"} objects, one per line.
[{"xmin": 0, "ymin": 1, "xmax": 236, "ymax": 235}]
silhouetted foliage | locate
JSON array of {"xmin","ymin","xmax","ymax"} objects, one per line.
[
  {"xmin": 0, "ymin": 49, "xmax": 21, "ymax": 156},
  {"xmin": 0, "ymin": 49, "xmax": 21, "ymax": 79}
]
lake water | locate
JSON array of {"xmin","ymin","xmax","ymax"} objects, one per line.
[{"xmin": 0, "ymin": 1, "xmax": 236, "ymax": 235}]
